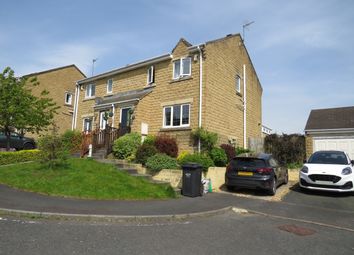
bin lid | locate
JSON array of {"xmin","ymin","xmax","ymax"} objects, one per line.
[{"xmin": 182, "ymin": 162, "xmax": 202, "ymax": 170}]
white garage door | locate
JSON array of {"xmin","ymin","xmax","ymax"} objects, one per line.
[{"xmin": 314, "ymin": 138, "xmax": 354, "ymax": 160}]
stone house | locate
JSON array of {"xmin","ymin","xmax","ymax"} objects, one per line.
[
  {"xmin": 305, "ymin": 106, "xmax": 354, "ymax": 159},
  {"xmin": 24, "ymin": 65, "xmax": 86, "ymax": 137},
  {"xmin": 72, "ymin": 34, "xmax": 262, "ymax": 152}
]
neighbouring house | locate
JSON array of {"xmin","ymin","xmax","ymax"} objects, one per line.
[
  {"xmin": 305, "ymin": 106, "xmax": 354, "ymax": 159},
  {"xmin": 261, "ymin": 125, "xmax": 272, "ymax": 138},
  {"xmin": 72, "ymin": 34, "xmax": 262, "ymax": 152},
  {"xmin": 24, "ymin": 65, "xmax": 86, "ymax": 138}
]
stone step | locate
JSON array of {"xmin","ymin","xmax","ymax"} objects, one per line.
[
  {"xmin": 120, "ymin": 168, "xmax": 138, "ymax": 175},
  {"xmin": 130, "ymin": 173, "xmax": 152, "ymax": 180}
]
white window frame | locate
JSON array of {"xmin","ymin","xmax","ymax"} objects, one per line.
[
  {"xmin": 107, "ymin": 79, "xmax": 113, "ymax": 94},
  {"xmin": 99, "ymin": 111, "xmax": 107, "ymax": 130},
  {"xmin": 85, "ymin": 84, "xmax": 95, "ymax": 98},
  {"xmin": 64, "ymin": 92, "xmax": 73, "ymax": 105},
  {"xmin": 147, "ymin": 66, "xmax": 154, "ymax": 85},
  {"xmin": 173, "ymin": 57, "xmax": 191, "ymax": 79},
  {"xmin": 235, "ymin": 75, "xmax": 241, "ymax": 93},
  {"xmin": 163, "ymin": 104, "xmax": 190, "ymax": 128},
  {"xmin": 82, "ymin": 118, "xmax": 93, "ymax": 132}
]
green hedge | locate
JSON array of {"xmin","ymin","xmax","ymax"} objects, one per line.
[
  {"xmin": 178, "ymin": 153, "xmax": 214, "ymax": 172},
  {"xmin": 0, "ymin": 150, "xmax": 41, "ymax": 166},
  {"xmin": 146, "ymin": 153, "xmax": 178, "ymax": 173}
]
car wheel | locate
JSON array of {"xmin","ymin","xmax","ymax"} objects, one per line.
[
  {"xmin": 269, "ymin": 178, "xmax": 277, "ymax": 196},
  {"xmin": 284, "ymin": 171, "xmax": 289, "ymax": 185},
  {"xmin": 23, "ymin": 143, "xmax": 35, "ymax": 150},
  {"xmin": 226, "ymin": 185, "xmax": 234, "ymax": 191}
]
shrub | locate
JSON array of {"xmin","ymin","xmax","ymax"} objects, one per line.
[
  {"xmin": 178, "ymin": 153, "xmax": 214, "ymax": 172},
  {"xmin": 145, "ymin": 153, "xmax": 178, "ymax": 173},
  {"xmin": 209, "ymin": 147, "xmax": 228, "ymax": 166},
  {"xmin": 112, "ymin": 132, "xmax": 141, "ymax": 159},
  {"xmin": 236, "ymin": 147, "xmax": 251, "ymax": 155},
  {"xmin": 154, "ymin": 135, "xmax": 178, "ymax": 158},
  {"xmin": 142, "ymin": 135, "xmax": 156, "ymax": 146},
  {"xmin": 61, "ymin": 130, "xmax": 82, "ymax": 153},
  {"xmin": 177, "ymin": 151, "xmax": 190, "ymax": 163},
  {"xmin": 38, "ymin": 131, "xmax": 69, "ymax": 168},
  {"xmin": 192, "ymin": 127, "xmax": 218, "ymax": 153},
  {"xmin": 0, "ymin": 149, "xmax": 41, "ymax": 165},
  {"xmin": 220, "ymin": 144, "xmax": 236, "ymax": 161},
  {"xmin": 135, "ymin": 144, "xmax": 158, "ymax": 165}
]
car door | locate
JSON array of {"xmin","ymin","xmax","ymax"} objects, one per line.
[
  {"xmin": 269, "ymin": 157, "xmax": 282, "ymax": 184},
  {"xmin": 0, "ymin": 132, "xmax": 6, "ymax": 148},
  {"xmin": 10, "ymin": 132, "xmax": 23, "ymax": 150}
]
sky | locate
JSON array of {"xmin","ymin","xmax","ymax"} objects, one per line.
[{"xmin": 1, "ymin": 0, "xmax": 353, "ymax": 134}]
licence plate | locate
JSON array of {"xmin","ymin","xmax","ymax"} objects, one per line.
[
  {"xmin": 315, "ymin": 180, "xmax": 333, "ymax": 185},
  {"xmin": 238, "ymin": 171, "xmax": 253, "ymax": 176}
]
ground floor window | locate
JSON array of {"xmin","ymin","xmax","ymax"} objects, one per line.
[{"xmin": 163, "ymin": 104, "xmax": 190, "ymax": 128}]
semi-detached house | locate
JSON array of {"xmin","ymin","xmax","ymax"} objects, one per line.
[{"xmin": 72, "ymin": 34, "xmax": 263, "ymax": 152}]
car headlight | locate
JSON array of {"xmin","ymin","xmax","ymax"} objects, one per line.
[
  {"xmin": 342, "ymin": 167, "xmax": 352, "ymax": 175},
  {"xmin": 301, "ymin": 166, "xmax": 309, "ymax": 173}
]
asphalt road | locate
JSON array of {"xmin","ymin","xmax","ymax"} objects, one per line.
[{"xmin": 1, "ymin": 211, "xmax": 353, "ymax": 255}]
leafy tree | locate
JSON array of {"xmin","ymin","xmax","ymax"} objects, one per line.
[{"xmin": 0, "ymin": 67, "xmax": 58, "ymax": 150}]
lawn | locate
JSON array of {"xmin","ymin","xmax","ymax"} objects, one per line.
[{"xmin": 0, "ymin": 158, "xmax": 176, "ymax": 200}]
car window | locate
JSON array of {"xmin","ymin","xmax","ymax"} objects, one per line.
[
  {"xmin": 269, "ymin": 158, "xmax": 278, "ymax": 167},
  {"xmin": 232, "ymin": 158, "xmax": 266, "ymax": 168},
  {"xmin": 308, "ymin": 151, "xmax": 348, "ymax": 165}
]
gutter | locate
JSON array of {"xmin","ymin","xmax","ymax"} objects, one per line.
[{"xmin": 305, "ymin": 128, "xmax": 354, "ymax": 134}]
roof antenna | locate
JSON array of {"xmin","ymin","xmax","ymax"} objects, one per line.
[
  {"xmin": 92, "ymin": 58, "xmax": 98, "ymax": 76},
  {"xmin": 242, "ymin": 21, "xmax": 255, "ymax": 43}
]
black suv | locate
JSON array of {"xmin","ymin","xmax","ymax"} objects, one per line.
[{"xmin": 0, "ymin": 131, "xmax": 36, "ymax": 150}]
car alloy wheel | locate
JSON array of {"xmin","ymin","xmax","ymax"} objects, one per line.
[{"xmin": 269, "ymin": 178, "xmax": 276, "ymax": 196}]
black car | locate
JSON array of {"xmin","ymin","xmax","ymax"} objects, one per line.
[
  {"xmin": 225, "ymin": 153, "xmax": 288, "ymax": 195},
  {"xmin": 0, "ymin": 131, "xmax": 36, "ymax": 150}
]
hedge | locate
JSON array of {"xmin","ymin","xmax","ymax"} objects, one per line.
[{"xmin": 0, "ymin": 150, "xmax": 41, "ymax": 166}]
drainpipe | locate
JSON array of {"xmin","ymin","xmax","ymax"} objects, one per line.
[
  {"xmin": 197, "ymin": 45, "xmax": 203, "ymax": 153},
  {"xmin": 111, "ymin": 104, "xmax": 115, "ymax": 127},
  {"xmin": 72, "ymin": 82, "xmax": 80, "ymax": 130},
  {"xmin": 243, "ymin": 64, "xmax": 247, "ymax": 149}
]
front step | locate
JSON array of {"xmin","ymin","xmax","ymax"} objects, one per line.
[{"xmin": 130, "ymin": 173, "xmax": 152, "ymax": 180}]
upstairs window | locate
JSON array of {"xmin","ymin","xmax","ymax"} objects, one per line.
[
  {"xmin": 147, "ymin": 66, "xmax": 154, "ymax": 85},
  {"xmin": 163, "ymin": 104, "xmax": 190, "ymax": 128},
  {"xmin": 64, "ymin": 92, "xmax": 72, "ymax": 105},
  {"xmin": 173, "ymin": 57, "xmax": 191, "ymax": 79},
  {"xmin": 235, "ymin": 75, "xmax": 241, "ymax": 93},
  {"xmin": 85, "ymin": 84, "xmax": 95, "ymax": 98},
  {"xmin": 107, "ymin": 79, "xmax": 113, "ymax": 94}
]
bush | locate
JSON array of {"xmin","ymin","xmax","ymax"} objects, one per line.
[
  {"xmin": 61, "ymin": 130, "xmax": 82, "ymax": 153},
  {"xmin": 154, "ymin": 135, "xmax": 178, "ymax": 158},
  {"xmin": 38, "ymin": 131, "xmax": 69, "ymax": 168},
  {"xmin": 220, "ymin": 144, "xmax": 236, "ymax": 161},
  {"xmin": 209, "ymin": 147, "xmax": 228, "ymax": 166},
  {"xmin": 142, "ymin": 135, "xmax": 156, "ymax": 146},
  {"xmin": 145, "ymin": 153, "xmax": 178, "ymax": 173},
  {"xmin": 264, "ymin": 133, "xmax": 305, "ymax": 165},
  {"xmin": 178, "ymin": 153, "xmax": 214, "ymax": 172},
  {"xmin": 177, "ymin": 151, "xmax": 190, "ymax": 163},
  {"xmin": 112, "ymin": 132, "xmax": 141, "ymax": 159},
  {"xmin": 135, "ymin": 144, "xmax": 158, "ymax": 165},
  {"xmin": 0, "ymin": 150, "xmax": 41, "ymax": 165},
  {"xmin": 192, "ymin": 127, "xmax": 218, "ymax": 153},
  {"xmin": 236, "ymin": 147, "xmax": 251, "ymax": 155}
]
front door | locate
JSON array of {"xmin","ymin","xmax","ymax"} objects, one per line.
[
  {"xmin": 120, "ymin": 108, "xmax": 131, "ymax": 136},
  {"xmin": 99, "ymin": 111, "xmax": 107, "ymax": 130}
]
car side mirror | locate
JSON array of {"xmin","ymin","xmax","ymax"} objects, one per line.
[{"xmin": 351, "ymin": 160, "xmax": 354, "ymax": 166}]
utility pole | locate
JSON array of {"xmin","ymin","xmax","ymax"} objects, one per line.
[
  {"xmin": 242, "ymin": 21, "xmax": 255, "ymax": 43},
  {"xmin": 92, "ymin": 58, "xmax": 98, "ymax": 76}
]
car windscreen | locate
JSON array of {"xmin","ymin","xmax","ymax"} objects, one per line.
[
  {"xmin": 231, "ymin": 158, "xmax": 266, "ymax": 168},
  {"xmin": 308, "ymin": 152, "xmax": 348, "ymax": 165}
]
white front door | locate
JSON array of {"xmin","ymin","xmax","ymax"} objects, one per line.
[
  {"xmin": 99, "ymin": 111, "xmax": 107, "ymax": 130},
  {"xmin": 314, "ymin": 138, "xmax": 354, "ymax": 159}
]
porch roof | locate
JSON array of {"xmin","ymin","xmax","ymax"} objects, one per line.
[{"xmin": 94, "ymin": 88, "xmax": 153, "ymax": 109}]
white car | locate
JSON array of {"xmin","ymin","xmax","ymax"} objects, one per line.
[{"xmin": 299, "ymin": 150, "xmax": 354, "ymax": 193}]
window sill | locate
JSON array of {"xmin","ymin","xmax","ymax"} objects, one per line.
[
  {"xmin": 159, "ymin": 127, "xmax": 192, "ymax": 132},
  {"xmin": 236, "ymin": 92, "xmax": 242, "ymax": 97},
  {"xmin": 83, "ymin": 97, "xmax": 96, "ymax": 101},
  {"xmin": 169, "ymin": 76, "xmax": 192, "ymax": 84},
  {"xmin": 64, "ymin": 103, "xmax": 73, "ymax": 106},
  {"xmin": 144, "ymin": 84, "xmax": 156, "ymax": 89}
]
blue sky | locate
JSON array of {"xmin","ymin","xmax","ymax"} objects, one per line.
[{"xmin": 1, "ymin": 0, "xmax": 353, "ymax": 134}]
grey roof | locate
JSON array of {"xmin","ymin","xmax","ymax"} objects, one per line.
[
  {"xmin": 94, "ymin": 88, "xmax": 153, "ymax": 107},
  {"xmin": 305, "ymin": 106, "xmax": 354, "ymax": 130}
]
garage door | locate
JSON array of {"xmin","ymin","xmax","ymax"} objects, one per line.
[{"xmin": 314, "ymin": 138, "xmax": 354, "ymax": 160}]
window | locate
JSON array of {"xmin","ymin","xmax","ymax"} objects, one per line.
[
  {"xmin": 173, "ymin": 57, "xmax": 191, "ymax": 79},
  {"xmin": 83, "ymin": 118, "xmax": 92, "ymax": 132},
  {"xmin": 235, "ymin": 75, "xmax": 241, "ymax": 93},
  {"xmin": 99, "ymin": 111, "xmax": 107, "ymax": 130},
  {"xmin": 64, "ymin": 92, "xmax": 72, "ymax": 105},
  {"xmin": 163, "ymin": 104, "xmax": 190, "ymax": 128},
  {"xmin": 107, "ymin": 79, "xmax": 113, "ymax": 94},
  {"xmin": 85, "ymin": 84, "xmax": 95, "ymax": 98},
  {"xmin": 147, "ymin": 66, "xmax": 154, "ymax": 85}
]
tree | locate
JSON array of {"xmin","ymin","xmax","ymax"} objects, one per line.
[{"xmin": 0, "ymin": 67, "xmax": 59, "ymax": 151}]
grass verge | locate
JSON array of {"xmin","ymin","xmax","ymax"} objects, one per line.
[{"xmin": 0, "ymin": 158, "xmax": 176, "ymax": 200}]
